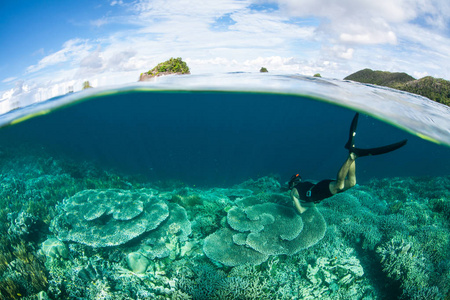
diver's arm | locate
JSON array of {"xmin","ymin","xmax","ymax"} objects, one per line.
[{"xmin": 291, "ymin": 188, "xmax": 307, "ymax": 214}]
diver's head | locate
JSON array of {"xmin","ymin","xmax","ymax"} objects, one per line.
[{"xmin": 288, "ymin": 174, "xmax": 302, "ymax": 189}]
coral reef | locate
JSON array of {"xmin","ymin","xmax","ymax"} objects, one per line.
[
  {"xmin": 50, "ymin": 189, "xmax": 170, "ymax": 247},
  {"xmin": 233, "ymin": 176, "xmax": 281, "ymax": 194},
  {"xmin": 204, "ymin": 228, "xmax": 269, "ymax": 266},
  {"xmin": 204, "ymin": 195, "xmax": 326, "ymax": 266},
  {"xmin": 1, "ymin": 147, "xmax": 449, "ymax": 299},
  {"xmin": 0, "ymin": 240, "xmax": 48, "ymax": 299},
  {"xmin": 41, "ymin": 238, "xmax": 69, "ymax": 259},
  {"xmin": 140, "ymin": 202, "xmax": 192, "ymax": 261},
  {"xmin": 7, "ymin": 211, "xmax": 40, "ymax": 239},
  {"xmin": 175, "ymin": 263, "xmax": 269, "ymax": 299},
  {"xmin": 319, "ymin": 177, "xmax": 450, "ymax": 299}
]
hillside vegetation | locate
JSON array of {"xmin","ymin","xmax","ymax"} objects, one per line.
[
  {"xmin": 139, "ymin": 57, "xmax": 190, "ymax": 81},
  {"xmin": 344, "ymin": 69, "xmax": 450, "ymax": 106}
]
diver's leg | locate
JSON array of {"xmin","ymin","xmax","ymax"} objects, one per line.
[
  {"xmin": 329, "ymin": 154, "xmax": 356, "ymax": 194},
  {"xmin": 343, "ymin": 159, "xmax": 356, "ymax": 190}
]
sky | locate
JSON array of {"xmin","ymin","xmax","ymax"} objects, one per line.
[{"xmin": 1, "ymin": 0, "xmax": 449, "ymax": 111}]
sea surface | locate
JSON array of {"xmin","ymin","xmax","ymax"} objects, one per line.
[{"xmin": 0, "ymin": 73, "xmax": 449, "ymax": 299}]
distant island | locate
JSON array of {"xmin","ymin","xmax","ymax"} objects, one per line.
[
  {"xmin": 139, "ymin": 57, "xmax": 190, "ymax": 81},
  {"xmin": 344, "ymin": 69, "xmax": 450, "ymax": 106},
  {"xmin": 137, "ymin": 61, "xmax": 449, "ymax": 107}
]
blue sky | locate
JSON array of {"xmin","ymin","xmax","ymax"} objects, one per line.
[{"xmin": 1, "ymin": 0, "xmax": 449, "ymax": 110}]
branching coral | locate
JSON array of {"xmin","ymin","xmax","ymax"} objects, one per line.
[
  {"xmin": 0, "ymin": 240, "xmax": 48, "ymax": 299},
  {"xmin": 376, "ymin": 234, "xmax": 443, "ymax": 298},
  {"xmin": 233, "ymin": 176, "xmax": 281, "ymax": 194},
  {"xmin": 175, "ymin": 263, "xmax": 269, "ymax": 300}
]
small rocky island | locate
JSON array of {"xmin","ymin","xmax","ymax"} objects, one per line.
[{"xmin": 139, "ymin": 57, "xmax": 190, "ymax": 81}]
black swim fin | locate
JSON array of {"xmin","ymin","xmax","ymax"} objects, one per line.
[
  {"xmin": 344, "ymin": 113, "xmax": 407, "ymax": 157},
  {"xmin": 349, "ymin": 139, "xmax": 408, "ymax": 157},
  {"xmin": 345, "ymin": 113, "xmax": 359, "ymax": 150}
]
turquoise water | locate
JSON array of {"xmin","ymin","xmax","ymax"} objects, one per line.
[{"xmin": 0, "ymin": 74, "xmax": 449, "ymax": 299}]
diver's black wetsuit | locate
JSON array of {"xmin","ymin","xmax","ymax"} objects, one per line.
[{"xmin": 293, "ymin": 180, "xmax": 334, "ymax": 203}]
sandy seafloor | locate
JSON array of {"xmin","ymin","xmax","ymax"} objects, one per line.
[{"xmin": 0, "ymin": 145, "xmax": 449, "ymax": 300}]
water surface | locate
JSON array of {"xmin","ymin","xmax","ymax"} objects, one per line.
[{"xmin": 0, "ymin": 74, "xmax": 448, "ymax": 300}]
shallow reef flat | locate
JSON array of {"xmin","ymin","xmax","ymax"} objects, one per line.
[{"xmin": 0, "ymin": 148, "xmax": 449, "ymax": 300}]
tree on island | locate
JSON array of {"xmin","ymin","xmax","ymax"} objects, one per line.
[
  {"xmin": 139, "ymin": 57, "xmax": 190, "ymax": 81},
  {"xmin": 82, "ymin": 81, "xmax": 93, "ymax": 89},
  {"xmin": 260, "ymin": 67, "xmax": 268, "ymax": 73},
  {"xmin": 313, "ymin": 73, "xmax": 321, "ymax": 78}
]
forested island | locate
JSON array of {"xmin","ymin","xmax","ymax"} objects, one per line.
[
  {"xmin": 344, "ymin": 69, "xmax": 450, "ymax": 106},
  {"xmin": 139, "ymin": 57, "xmax": 190, "ymax": 81}
]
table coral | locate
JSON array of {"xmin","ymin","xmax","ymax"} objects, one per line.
[
  {"xmin": 50, "ymin": 189, "xmax": 169, "ymax": 247},
  {"xmin": 203, "ymin": 228, "xmax": 269, "ymax": 266},
  {"xmin": 136, "ymin": 202, "xmax": 192, "ymax": 261},
  {"xmin": 203, "ymin": 194, "xmax": 326, "ymax": 266},
  {"xmin": 41, "ymin": 238, "xmax": 69, "ymax": 259}
]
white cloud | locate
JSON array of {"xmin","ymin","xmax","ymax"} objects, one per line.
[
  {"xmin": 271, "ymin": 0, "xmax": 450, "ymax": 48},
  {"xmin": 244, "ymin": 56, "xmax": 299, "ymax": 71},
  {"xmin": 90, "ymin": 17, "xmax": 109, "ymax": 27},
  {"xmin": 1, "ymin": 0, "xmax": 450, "ymax": 113},
  {"xmin": 134, "ymin": 0, "xmax": 247, "ymax": 19},
  {"xmin": 179, "ymin": 55, "xmax": 333, "ymax": 76},
  {"xmin": 27, "ymin": 39, "xmax": 93, "ymax": 73},
  {"xmin": 339, "ymin": 31, "xmax": 397, "ymax": 45},
  {"xmin": 338, "ymin": 47, "xmax": 354, "ymax": 60},
  {"xmin": 271, "ymin": 0, "xmax": 410, "ymax": 46},
  {"xmin": 275, "ymin": 0, "xmax": 417, "ymax": 22},
  {"xmin": 413, "ymin": 0, "xmax": 450, "ymax": 31},
  {"xmin": 78, "ymin": 46, "xmax": 104, "ymax": 77},
  {"xmin": 110, "ymin": 0, "xmax": 124, "ymax": 6},
  {"xmin": 413, "ymin": 71, "xmax": 428, "ymax": 79},
  {"xmin": 32, "ymin": 48, "xmax": 45, "ymax": 56},
  {"xmin": 322, "ymin": 45, "xmax": 355, "ymax": 60},
  {"xmin": 80, "ymin": 46, "xmax": 104, "ymax": 69},
  {"xmin": 106, "ymin": 50, "xmax": 138, "ymax": 71},
  {"xmin": 2, "ymin": 77, "xmax": 17, "ymax": 83}
]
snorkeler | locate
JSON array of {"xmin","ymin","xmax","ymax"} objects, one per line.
[{"xmin": 289, "ymin": 113, "xmax": 407, "ymax": 214}]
